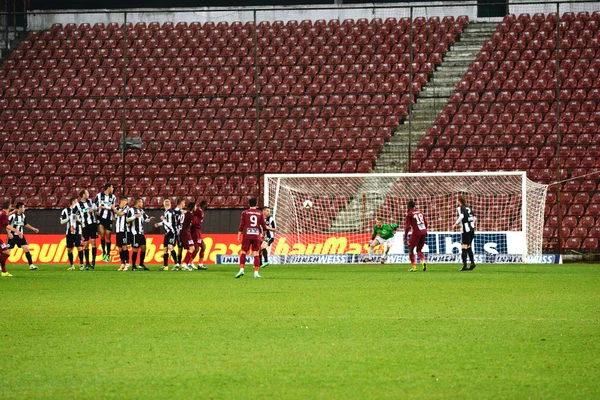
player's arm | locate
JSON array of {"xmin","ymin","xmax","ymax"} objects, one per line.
[
  {"xmin": 403, "ymin": 216, "xmax": 411, "ymax": 244},
  {"xmin": 143, "ymin": 211, "xmax": 154, "ymax": 222},
  {"xmin": 453, "ymin": 207, "xmax": 463, "ymax": 227},
  {"xmin": 6, "ymin": 218, "xmax": 22, "ymax": 238},
  {"xmin": 268, "ymin": 220, "xmax": 276, "ymax": 232},
  {"xmin": 237, "ymin": 213, "xmax": 245, "ymax": 242},
  {"xmin": 25, "ymin": 223, "xmax": 39, "ymax": 233},
  {"xmin": 60, "ymin": 209, "xmax": 69, "ymax": 225},
  {"xmin": 126, "ymin": 209, "xmax": 136, "ymax": 223},
  {"xmin": 114, "ymin": 207, "xmax": 126, "ymax": 217},
  {"xmin": 391, "ymin": 223, "xmax": 398, "ymax": 232}
]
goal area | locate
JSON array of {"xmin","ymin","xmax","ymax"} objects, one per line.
[{"xmin": 264, "ymin": 172, "xmax": 549, "ymax": 264}]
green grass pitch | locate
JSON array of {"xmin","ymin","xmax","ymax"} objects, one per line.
[{"xmin": 1, "ymin": 263, "xmax": 598, "ymax": 399}]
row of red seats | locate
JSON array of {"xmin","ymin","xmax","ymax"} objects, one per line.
[
  {"xmin": 0, "ymin": 93, "xmax": 411, "ymax": 110},
  {"xmin": 0, "ymin": 193, "xmax": 253, "ymax": 209},
  {"xmin": 447, "ymin": 90, "xmax": 600, "ymax": 105},
  {"xmin": 1, "ymin": 124, "xmax": 392, "ymax": 141},
  {"xmin": 408, "ymin": 158, "xmax": 597, "ymax": 179},
  {"xmin": 43, "ymin": 16, "xmax": 468, "ymax": 34},
  {"xmin": 546, "ymin": 215, "xmax": 600, "ymax": 229},
  {"xmin": 1, "ymin": 173, "xmax": 260, "ymax": 190},
  {"xmin": 2, "ymin": 146, "xmax": 380, "ymax": 169},
  {"xmin": 0, "ymin": 104, "xmax": 408, "ymax": 123},
  {"xmin": 413, "ymin": 145, "xmax": 600, "ymax": 159},
  {"xmin": 421, "ymin": 133, "xmax": 600, "ymax": 149},
  {"xmin": 0, "ymin": 115, "xmax": 402, "ymax": 132},
  {"xmin": 427, "ymin": 123, "xmax": 600, "ymax": 138},
  {"xmin": 0, "ymin": 70, "xmax": 431, "ymax": 92},
  {"xmin": 545, "ymin": 237, "xmax": 598, "ymax": 251}
]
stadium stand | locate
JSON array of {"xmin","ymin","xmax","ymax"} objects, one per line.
[
  {"xmin": 0, "ymin": 16, "xmax": 468, "ymax": 209},
  {"xmin": 408, "ymin": 11, "xmax": 600, "ymax": 252}
]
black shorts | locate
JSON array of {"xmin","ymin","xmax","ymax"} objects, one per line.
[
  {"xmin": 82, "ymin": 224, "xmax": 98, "ymax": 241},
  {"xmin": 116, "ymin": 232, "xmax": 130, "ymax": 247},
  {"xmin": 264, "ymin": 237, "xmax": 274, "ymax": 246},
  {"xmin": 66, "ymin": 233, "xmax": 82, "ymax": 248},
  {"xmin": 176, "ymin": 234, "xmax": 183, "ymax": 248},
  {"xmin": 98, "ymin": 218, "xmax": 113, "ymax": 232},
  {"xmin": 132, "ymin": 234, "xmax": 146, "ymax": 249},
  {"xmin": 8, "ymin": 235, "xmax": 28, "ymax": 249},
  {"xmin": 461, "ymin": 231, "xmax": 475, "ymax": 246},
  {"xmin": 164, "ymin": 232, "xmax": 176, "ymax": 247}
]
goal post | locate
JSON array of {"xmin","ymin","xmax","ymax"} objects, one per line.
[{"xmin": 264, "ymin": 172, "xmax": 549, "ymax": 264}]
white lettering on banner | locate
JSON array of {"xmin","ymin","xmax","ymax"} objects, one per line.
[
  {"xmin": 483, "ymin": 242, "xmax": 498, "ymax": 254},
  {"xmin": 216, "ymin": 254, "xmax": 561, "ymax": 264}
]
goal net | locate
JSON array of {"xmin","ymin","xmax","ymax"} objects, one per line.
[{"xmin": 264, "ymin": 172, "xmax": 548, "ymax": 264}]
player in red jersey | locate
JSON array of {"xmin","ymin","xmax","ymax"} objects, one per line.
[
  {"xmin": 190, "ymin": 200, "xmax": 208, "ymax": 270},
  {"xmin": 178, "ymin": 202, "xmax": 196, "ymax": 271},
  {"xmin": 235, "ymin": 198, "xmax": 267, "ymax": 279},
  {"xmin": 0, "ymin": 200, "xmax": 22, "ymax": 277},
  {"xmin": 404, "ymin": 200, "xmax": 428, "ymax": 272}
]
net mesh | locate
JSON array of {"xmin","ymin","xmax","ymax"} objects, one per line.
[{"xmin": 266, "ymin": 172, "xmax": 548, "ymax": 258}]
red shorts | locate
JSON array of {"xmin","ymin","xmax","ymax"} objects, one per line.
[
  {"xmin": 241, "ymin": 238, "xmax": 262, "ymax": 253},
  {"xmin": 409, "ymin": 233, "xmax": 427, "ymax": 250},
  {"xmin": 180, "ymin": 232, "xmax": 195, "ymax": 249},
  {"xmin": 0, "ymin": 237, "xmax": 8, "ymax": 251},
  {"xmin": 191, "ymin": 230, "xmax": 203, "ymax": 245}
]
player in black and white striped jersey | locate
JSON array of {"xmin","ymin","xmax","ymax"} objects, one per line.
[
  {"xmin": 260, "ymin": 206, "xmax": 276, "ymax": 268},
  {"xmin": 73, "ymin": 189, "xmax": 99, "ymax": 270},
  {"xmin": 172, "ymin": 198, "xmax": 186, "ymax": 270},
  {"xmin": 114, "ymin": 197, "xmax": 131, "ymax": 271},
  {"xmin": 126, "ymin": 198, "xmax": 154, "ymax": 271},
  {"xmin": 8, "ymin": 202, "xmax": 40, "ymax": 270},
  {"xmin": 454, "ymin": 195, "xmax": 477, "ymax": 271},
  {"xmin": 95, "ymin": 183, "xmax": 117, "ymax": 263},
  {"xmin": 60, "ymin": 197, "xmax": 83, "ymax": 271},
  {"xmin": 154, "ymin": 199, "xmax": 179, "ymax": 271}
]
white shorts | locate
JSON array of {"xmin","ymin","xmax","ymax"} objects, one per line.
[{"xmin": 375, "ymin": 236, "xmax": 395, "ymax": 246}]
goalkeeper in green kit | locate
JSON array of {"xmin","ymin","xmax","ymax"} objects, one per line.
[{"xmin": 364, "ymin": 217, "xmax": 398, "ymax": 264}]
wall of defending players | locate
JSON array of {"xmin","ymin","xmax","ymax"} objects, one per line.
[{"xmin": 9, "ymin": 231, "xmax": 536, "ymax": 265}]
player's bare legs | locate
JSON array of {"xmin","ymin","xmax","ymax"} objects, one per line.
[
  {"xmin": 417, "ymin": 243, "xmax": 427, "ymax": 271},
  {"xmin": 195, "ymin": 241, "xmax": 207, "ymax": 270},
  {"xmin": 0, "ymin": 247, "xmax": 11, "ymax": 276},
  {"xmin": 182, "ymin": 245, "xmax": 196, "ymax": 271},
  {"xmin": 364, "ymin": 239, "xmax": 379, "ymax": 262}
]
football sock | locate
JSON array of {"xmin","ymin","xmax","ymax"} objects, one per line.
[
  {"xmin": 467, "ymin": 248, "xmax": 475, "ymax": 264},
  {"xmin": 198, "ymin": 247, "xmax": 205, "ymax": 262},
  {"xmin": 84, "ymin": 249, "xmax": 89, "ymax": 264},
  {"xmin": 461, "ymin": 249, "xmax": 468, "ymax": 267},
  {"xmin": 369, "ymin": 246, "xmax": 374, "ymax": 256},
  {"xmin": 409, "ymin": 252, "xmax": 415, "ymax": 266},
  {"xmin": 139, "ymin": 251, "xmax": 146, "ymax": 266},
  {"xmin": 68, "ymin": 252, "xmax": 74, "ymax": 266},
  {"xmin": 77, "ymin": 250, "xmax": 83, "ymax": 265},
  {"xmin": 183, "ymin": 250, "xmax": 191, "ymax": 265},
  {"xmin": 92, "ymin": 247, "xmax": 97, "ymax": 265},
  {"xmin": 106, "ymin": 240, "xmax": 111, "ymax": 257},
  {"xmin": 177, "ymin": 249, "xmax": 183, "ymax": 264},
  {"xmin": 25, "ymin": 251, "xmax": 33, "ymax": 266},
  {"xmin": 262, "ymin": 248, "xmax": 268, "ymax": 263},
  {"xmin": 131, "ymin": 251, "xmax": 137, "ymax": 268},
  {"xmin": 0, "ymin": 253, "xmax": 8, "ymax": 272},
  {"xmin": 123, "ymin": 249, "xmax": 129, "ymax": 264},
  {"xmin": 163, "ymin": 253, "xmax": 168, "ymax": 267},
  {"xmin": 101, "ymin": 239, "xmax": 106, "ymax": 254},
  {"xmin": 170, "ymin": 250, "xmax": 177, "ymax": 264},
  {"xmin": 417, "ymin": 251, "xmax": 425, "ymax": 263},
  {"xmin": 254, "ymin": 255, "xmax": 261, "ymax": 272},
  {"xmin": 240, "ymin": 254, "xmax": 246, "ymax": 270}
]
